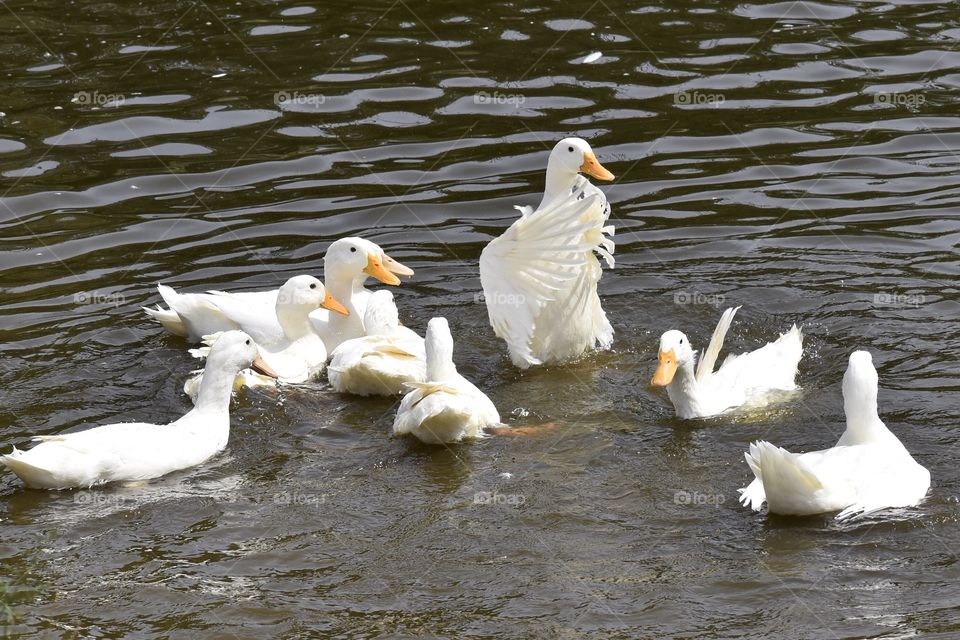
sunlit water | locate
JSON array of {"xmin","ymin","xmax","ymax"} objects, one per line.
[{"xmin": 1, "ymin": 0, "xmax": 958, "ymax": 637}]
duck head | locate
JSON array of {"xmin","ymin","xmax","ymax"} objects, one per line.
[
  {"xmin": 651, "ymin": 330, "xmax": 695, "ymax": 387},
  {"xmin": 209, "ymin": 330, "xmax": 278, "ymax": 379},
  {"xmin": 538, "ymin": 138, "xmax": 614, "ymax": 211},
  {"xmin": 550, "ymin": 137, "xmax": 615, "ymax": 182},
  {"xmin": 193, "ymin": 330, "xmax": 277, "ymax": 412},
  {"xmin": 277, "ymin": 275, "xmax": 348, "ymax": 315},
  {"xmin": 325, "ymin": 237, "xmax": 414, "ymax": 287}
]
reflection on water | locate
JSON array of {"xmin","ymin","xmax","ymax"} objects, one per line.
[{"xmin": 1, "ymin": 0, "xmax": 959, "ymax": 636}]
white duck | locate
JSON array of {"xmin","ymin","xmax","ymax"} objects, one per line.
[
  {"xmin": 479, "ymin": 137, "xmax": 616, "ymax": 369},
  {"xmin": 328, "ymin": 290, "xmax": 426, "ymax": 396},
  {"xmin": 739, "ymin": 351, "xmax": 930, "ymax": 519},
  {"xmin": 143, "ymin": 237, "xmax": 413, "ymax": 348},
  {"xmin": 308, "ymin": 237, "xmax": 412, "ymax": 352},
  {"xmin": 392, "ymin": 317, "xmax": 501, "ymax": 444},
  {"xmin": 1, "ymin": 331, "xmax": 277, "ymax": 490},
  {"xmin": 650, "ymin": 306, "xmax": 803, "ymax": 419},
  {"xmin": 183, "ymin": 275, "xmax": 347, "ymax": 397}
]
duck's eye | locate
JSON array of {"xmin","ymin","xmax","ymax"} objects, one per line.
[
  {"xmin": 679, "ymin": 338, "xmax": 684, "ymax": 344},
  {"xmin": 568, "ymin": 146, "xmax": 574, "ymax": 153},
  {"xmin": 310, "ymin": 283, "xmax": 317, "ymax": 289},
  {"xmin": 350, "ymin": 247, "xmax": 357, "ymax": 253},
  {"xmin": 245, "ymin": 339, "xmax": 251, "ymax": 345}
]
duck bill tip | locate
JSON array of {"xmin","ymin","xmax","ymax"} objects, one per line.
[
  {"xmin": 251, "ymin": 353, "xmax": 279, "ymax": 379},
  {"xmin": 580, "ymin": 151, "xmax": 615, "ymax": 181}
]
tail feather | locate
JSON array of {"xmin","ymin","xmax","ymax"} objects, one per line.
[
  {"xmin": 142, "ymin": 305, "xmax": 188, "ymax": 337},
  {"xmin": 739, "ymin": 448, "xmax": 766, "ymax": 511},
  {"xmin": 156, "ymin": 284, "xmax": 179, "ymax": 308},
  {"xmin": 738, "ymin": 478, "xmax": 766, "ymax": 512},
  {"xmin": 200, "ymin": 332, "xmax": 223, "ymax": 348},
  {"xmin": 740, "ymin": 440, "xmax": 824, "ymax": 515},
  {"xmin": 2, "ymin": 449, "xmax": 61, "ymax": 489},
  {"xmin": 188, "ymin": 347, "xmax": 210, "ymax": 360}
]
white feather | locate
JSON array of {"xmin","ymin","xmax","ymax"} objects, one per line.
[{"xmin": 738, "ymin": 351, "xmax": 930, "ymax": 519}]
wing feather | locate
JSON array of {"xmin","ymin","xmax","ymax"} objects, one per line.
[
  {"xmin": 480, "ymin": 177, "xmax": 614, "ymax": 366},
  {"xmin": 696, "ymin": 306, "xmax": 740, "ymax": 383}
]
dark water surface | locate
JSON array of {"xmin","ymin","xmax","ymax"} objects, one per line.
[{"xmin": 1, "ymin": 0, "xmax": 959, "ymax": 637}]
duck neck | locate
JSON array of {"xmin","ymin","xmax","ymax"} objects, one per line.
[
  {"xmin": 839, "ymin": 388, "xmax": 897, "ymax": 447},
  {"xmin": 192, "ymin": 352, "xmax": 237, "ymax": 415},
  {"xmin": 666, "ymin": 359, "xmax": 701, "ymax": 418},
  {"xmin": 535, "ymin": 160, "xmax": 578, "ymax": 212},
  {"xmin": 428, "ymin": 358, "xmax": 457, "ymax": 382},
  {"xmin": 323, "ymin": 271, "xmax": 366, "ymax": 350},
  {"xmin": 426, "ymin": 345, "xmax": 457, "ymax": 382},
  {"xmin": 366, "ymin": 318, "xmax": 394, "ymax": 336},
  {"xmin": 276, "ymin": 304, "xmax": 315, "ymax": 341},
  {"xmin": 292, "ymin": 332, "xmax": 327, "ymax": 368}
]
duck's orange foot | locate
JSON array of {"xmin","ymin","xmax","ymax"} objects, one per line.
[{"xmin": 489, "ymin": 422, "xmax": 561, "ymax": 437}]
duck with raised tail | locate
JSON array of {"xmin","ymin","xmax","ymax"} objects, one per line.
[
  {"xmin": 650, "ymin": 306, "xmax": 803, "ymax": 419},
  {"xmin": 1, "ymin": 331, "xmax": 277, "ymax": 490},
  {"xmin": 393, "ymin": 317, "xmax": 501, "ymax": 444},
  {"xmin": 479, "ymin": 137, "xmax": 616, "ymax": 369},
  {"xmin": 143, "ymin": 237, "xmax": 413, "ymax": 350},
  {"xmin": 739, "ymin": 350, "xmax": 930, "ymax": 519},
  {"xmin": 328, "ymin": 290, "xmax": 426, "ymax": 396}
]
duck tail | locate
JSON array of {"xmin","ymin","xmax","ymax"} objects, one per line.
[
  {"xmin": 1, "ymin": 448, "xmax": 58, "ymax": 489},
  {"xmin": 142, "ymin": 304, "xmax": 188, "ymax": 337},
  {"xmin": 743, "ymin": 440, "xmax": 822, "ymax": 514},
  {"xmin": 739, "ymin": 443, "xmax": 767, "ymax": 511}
]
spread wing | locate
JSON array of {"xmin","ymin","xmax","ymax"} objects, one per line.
[{"xmin": 479, "ymin": 177, "xmax": 613, "ymax": 366}]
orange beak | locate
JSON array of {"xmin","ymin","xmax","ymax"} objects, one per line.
[
  {"xmin": 363, "ymin": 253, "xmax": 401, "ymax": 286},
  {"xmin": 251, "ymin": 352, "xmax": 279, "ymax": 379},
  {"xmin": 580, "ymin": 150, "xmax": 615, "ymax": 181},
  {"xmin": 321, "ymin": 291, "xmax": 349, "ymax": 316},
  {"xmin": 650, "ymin": 349, "xmax": 678, "ymax": 387},
  {"xmin": 382, "ymin": 252, "xmax": 414, "ymax": 277}
]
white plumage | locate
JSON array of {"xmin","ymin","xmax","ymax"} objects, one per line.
[
  {"xmin": 1, "ymin": 331, "xmax": 276, "ymax": 490},
  {"xmin": 183, "ymin": 275, "xmax": 347, "ymax": 398},
  {"xmin": 392, "ymin": 318, "xmax": 501, "ymax": 444},
  {"xmin": 739, "ymin": 350, "xmax": 930, "ymax": 519},
  {"xmin": 328, "ymin": 290, "xmax": 426, "ymax": 396},
  {"xmin": 480, "ymin": 137, "xmax": 615, "ymax": 369},
  {"xmin": 650, "ymin": 306, "xmax": 803, "ymax": 419},
  {"xmin": 142, "ymin": 237, "xmax": 413, "ymax": 352}
]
